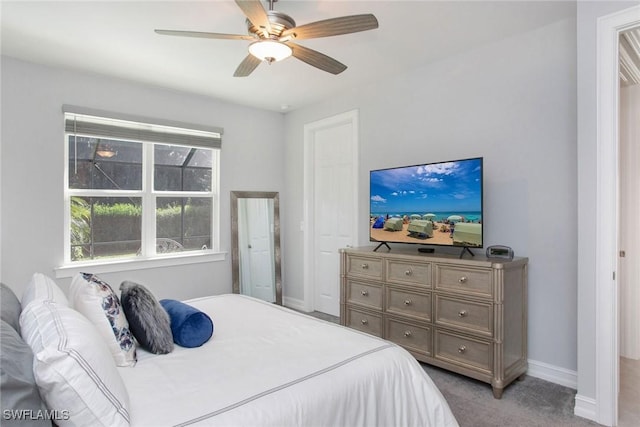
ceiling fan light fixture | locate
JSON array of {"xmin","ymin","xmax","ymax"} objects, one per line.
[{"xmin": 248, "ymin": 40, "xmax": 292, "ymax": 63}]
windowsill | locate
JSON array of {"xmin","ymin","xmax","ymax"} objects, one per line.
[{"xmin": 54, "ymin": 251, "xmax": 227, "ymax": 279}]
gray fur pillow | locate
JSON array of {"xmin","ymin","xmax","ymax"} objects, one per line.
[{"xmin": 119, "ymin": 281, "xmax": 173, "ymax": 354}]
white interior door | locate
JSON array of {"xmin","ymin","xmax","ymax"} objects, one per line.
[
  {"xmin": 593, "ymin": 6, "xmax": 640, "ymax": 425},
  {"xmin": 239, "ymin": 198, "xmax": 275, "ymax": 302},
  {"xmin": 304, "ymin": 111, "xmax": 358, "ymax": 316}
]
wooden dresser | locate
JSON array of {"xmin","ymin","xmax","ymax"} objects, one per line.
[{"xmin": 339, "ymin": 246, "xmax": 528, "ymax": 398}]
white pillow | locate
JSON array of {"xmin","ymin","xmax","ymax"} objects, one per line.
[
  {"xmin": 19, "ymin": 300, "xmax": 130, "ymax": 427},
  {"xmin": 69, "ymin": 273, "xmax": 136, "ymax": 367},
  {"xmin": 21, "ymin": 273, "xmax": 69, "ymax": 310}
]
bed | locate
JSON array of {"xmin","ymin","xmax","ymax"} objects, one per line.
[
  {"xmin": 2, "ymin": 276, "xmax": 459, "ymax": 427},
  {"xmin": 122, "ymin": 294, "xmax": 457, "ymax": 426}
]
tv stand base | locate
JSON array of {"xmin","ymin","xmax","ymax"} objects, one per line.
[
  {"xmin": 373, "ymin": 242, "xmax": 391, "ymax": 252},
  {"xmin": 459, "ymin": 246, "xmax": 475, "ymax": 258}
]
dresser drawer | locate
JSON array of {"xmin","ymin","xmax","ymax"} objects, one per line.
[
  {"xmin": 345, "ymin": 307, "xmax": 382, "ymax": 337},
  {"xmin": 434, "ymin": 329, "xmax": 492, "ymax": 373},
  {"xmin": 385, "ymin": 317, "xmax": 431, "ymax": 357},
  {"xmin": 435, "ymin": 265, "xmax": 492, "ymax": 298},
  {"xmin": 386, "ymin": 286, "xmax": 431, "ymax": 322},
  {"xmin": 434, "ymin": 295, "xmax": 492, "ymax": 336},
  {"xmin": 385, "ymin": 260, "xmax": 432, "ymax": 287},
  {"xmin": 346, "ymin": 255, "xmax": 383, "ymax": 280},
  {"xmin": 346, "ymin": 280, "xmax": 383, "ymax": 310}
]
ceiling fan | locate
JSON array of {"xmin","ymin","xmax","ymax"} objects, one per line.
[{"xmin": 155, "ymin": 0, "xmax": 379, "ymax": 77}]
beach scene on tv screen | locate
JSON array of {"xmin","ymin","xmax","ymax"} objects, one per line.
[{"xmin": 370, "ymin": 158, "xmax": 483, "ymax": 247}]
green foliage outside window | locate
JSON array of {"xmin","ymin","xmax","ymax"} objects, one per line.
[
  {"xmin": 70, "ymin": 197, "xmax": 90, "ymax": 260},
  {"xmin": 70, "ymin": 199, "xmax": 210, "ymax": 260}
]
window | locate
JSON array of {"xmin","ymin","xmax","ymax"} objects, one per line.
[{"xmin": 63, "ymin": 107, "xmax": 222, "ymax": 264}]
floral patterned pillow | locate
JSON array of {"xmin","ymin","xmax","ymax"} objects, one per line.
[{"xmin": 69, "ymin": 273, "xmax": 136, "ymax": 367}]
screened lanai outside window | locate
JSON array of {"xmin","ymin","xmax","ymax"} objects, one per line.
[
  {"xmin": 154, "ymin": 144, "xmax": 213, "ymax": 252},
  {"xmin": 64, "ymin": 108, "xmax": 221, "ymax": 264}
]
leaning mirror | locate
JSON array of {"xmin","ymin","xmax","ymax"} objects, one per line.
[{"xmin": 231, "ymin": 191, "xmax": 282, "ymax": 305}]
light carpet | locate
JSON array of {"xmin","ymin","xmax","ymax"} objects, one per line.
[{"xmin": 421, "ymin": 364, "xmax": 600, "ymax": 427}]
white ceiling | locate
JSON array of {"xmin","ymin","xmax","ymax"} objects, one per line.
[{"xmin": 1, "ymin": 1, "xmax": 576, "ymax": 112}]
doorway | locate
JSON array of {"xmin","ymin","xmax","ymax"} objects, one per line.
[
  {"xmin": 303, "ymin": 110, "xmax": 359, "ymax": 316},
  {"xmin": 595, "ymin": 5, "xmax": 640, "ymax": 426},
  {"xmin": 618, "ymin": 27, "xmax": 640, "ymax": 427}
]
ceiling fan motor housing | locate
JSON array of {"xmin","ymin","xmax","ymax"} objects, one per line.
[{"xmin": 248, "ymin": 10, "xmax": 296, "ymax": 39}]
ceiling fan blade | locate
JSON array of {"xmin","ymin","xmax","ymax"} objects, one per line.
[
  {"xmin": 155, "ymin": 29, "xmax": 255, "ymax": 41},
  {"xmin": 235, "ymin": 0, "xmax": 272, "ymax": 36},
  {"xmin": 288, "ymin": 42, "xmax": 347, "ymax": 75},
  {"xmin": 233, "ymin": 54, "xmax": 262, "ymax": 77},
  {"xmin": 281, "ymin": 14, "xmax": 378, "ymax": 40}
]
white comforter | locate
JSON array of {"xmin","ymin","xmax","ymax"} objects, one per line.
[{"xmin": 118, "ymin": 294, "xmax": 458, "ymax": 427}]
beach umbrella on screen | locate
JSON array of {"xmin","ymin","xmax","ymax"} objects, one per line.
[
  {"xmin": 423, "ymin": 213, "xmax": 437, "ymax": 221},
  {"xmin": 447, "ymin": 215, "xmax": 463, "ymax": 223}
]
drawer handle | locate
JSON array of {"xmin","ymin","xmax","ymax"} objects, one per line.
[
  {"xmin": 404, "ymin": 299, "xmax": 412, "ymax": 306},
  {"xmin": 405, "ymin": 269, "xmax": 413, "ymax": 276},
  {"xmin": 404, "ymin": 331, "xmax": 412, "ymax": 338},
  {"xmin": 458, "ymin": 345, "xmax": 467, "ymax": 354},
  {"xmin": 361, "ymin": 263, "xmax": 369, "ymax": 270},
  {"xmin": 361, "ymin": 290, "xmax": 369, "ymax": 297},
  {"xmin": 458, "ymin": 310, "xmax": 468, "ymax": 317},
  {"xmin": 361, "ymin": 319, "xmax": 368, "ymax": 325},
  {"xmin": 458, "ymin": 276, "xmax": 468, "ymax": 284}
]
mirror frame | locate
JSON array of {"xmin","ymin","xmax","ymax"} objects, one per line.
[{"xmin": 230, "ymin": 191, "xmax": 282, "ymax": 305}]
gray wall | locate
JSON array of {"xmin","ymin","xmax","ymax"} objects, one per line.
[
  {"xmin": 576, "ymin": 0, "xmax": 639, "ymax": 405},
  {"xmin": 283, "ymin": 17, "xmax": 578, "ymax": 371},
  {"xmin": 0, "ymin": 56, "xmax": 285, "ymax": 300}
]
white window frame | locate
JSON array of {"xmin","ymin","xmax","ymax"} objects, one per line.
[{"xmin": 56, "ymin": 107, "xmax": 225, "ymax": 278}]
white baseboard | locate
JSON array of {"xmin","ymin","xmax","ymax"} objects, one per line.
[
  {"xmin": 526, "ymin": 359, "xmax": 577, "ymax": 389},
  {"xmin": 283, "ymin": 296, "xmax": 307, "ymax": 312},
  {"xmin": 573, "ymin": 394, "xmax": 597, "ymax": 422}
]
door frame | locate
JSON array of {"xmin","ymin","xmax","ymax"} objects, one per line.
[
  {"xmin": 302, "ymin": 110, "xmax": 359, "ymax": 312},
  {"xmin": 595, "ymin": 5, "xmax": 640, "ymax": 425}
]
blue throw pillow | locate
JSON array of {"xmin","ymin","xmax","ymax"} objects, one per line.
[{"xmin": 159, "ymin": 299, "xmax": 214, "ymax": 348}]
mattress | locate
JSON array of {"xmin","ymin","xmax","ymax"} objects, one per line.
[{"xmin": 118, "ymin": 294, "xmax": 458, "ymax": 427}]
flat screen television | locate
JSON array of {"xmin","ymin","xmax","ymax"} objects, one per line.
[{"xmin": 370, "ymin": 157, "xmax": 483, "ymax": 251}]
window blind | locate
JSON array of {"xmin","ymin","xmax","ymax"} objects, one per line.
[{"xmin": 62, "ymin": 105, "xmax": 222, "ymax": 149}]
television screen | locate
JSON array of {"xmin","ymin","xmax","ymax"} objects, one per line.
[{"xmin": 370, "ymin": 157, "xmax": 483, "ymax": 248}]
